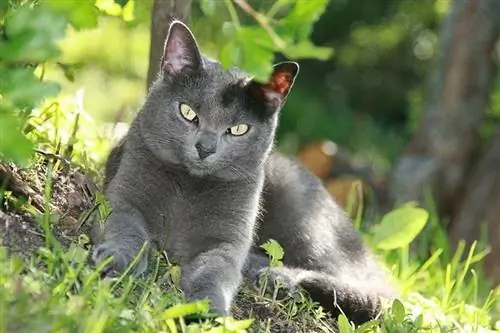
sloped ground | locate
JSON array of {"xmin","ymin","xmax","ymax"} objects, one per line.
[
  {"xmin": 0, "ymin": 161, "xmax": 95, "ymax": 259},
  {"xmin": 0, "ymin": 158, "xmax": 338, "ymax": 332}
]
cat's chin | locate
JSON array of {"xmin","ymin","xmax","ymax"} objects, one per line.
[
  {"xmin": 187, "ymin": 167, "xmax": 210, "ymax": 178},
  {"xmin": 185, "ymin": 162, "xmax": 213, "ymax": 178},
  {"xmin": 185, "ymin": 163, "xmax": 238, "ymax": 181}
]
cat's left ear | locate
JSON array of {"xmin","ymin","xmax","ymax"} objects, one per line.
[
  {"xmin": 161, "ymin": 20, "xmax": 202, "ymax": 76},
  {"xmin": 246, "ymin": 61, "xmax": 299, "ymax": 113}
]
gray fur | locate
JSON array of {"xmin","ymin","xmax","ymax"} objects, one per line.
[{"xmin": 92, "ymin": 20, "xmax": 396, "ymax": 323}]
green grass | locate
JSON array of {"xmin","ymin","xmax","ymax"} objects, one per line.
[{"xmin": 1, "ymin": 159, "xmax": 499, "ymax": 333}]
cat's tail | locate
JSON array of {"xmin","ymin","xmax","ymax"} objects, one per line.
[{"xmin": 298, "ymin": 271, "xmax": 397, "ymax": 324}]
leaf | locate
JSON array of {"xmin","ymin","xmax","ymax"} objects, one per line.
[
  {"xmin": 260, "ymin": 239, "xmax": 284, "ymax": 267},
  {"xmin": 95, "ymin": 0, "xmax": 123, "ymax": 16},
  {"xmin": 162, "ymin": 301, "xmax": 210, "ymax": 319},
  {"xmin": 114, "ymin": 0, "xmax": 130, "ymax": 8},
  {"xmin": 41, "ymin": 0, "xmax": 99, "ymax": 30},
  {"xmin": 215, "ymin": 317, "xmax": 254, "ymax": 330},
  {"xmin": 199, "ymin": 0, "xmax": 216, "ymax": 17},
  {"xmin": 414, "ymin": 314, "xmax": 424, "ymax": 328},
  {"xmin": 281, "ymin": 0, "xmax": 330, "ymax": 40},
  {"xmin": 0, "ymin": 5, "xmax": 67, "ymax": 62},
  {"xmin": 219, "ymin": 42, "xmax": 241, "ymax": 69},
  {"xmin": 0, "ymin": 109, "xmax": 33, "ymax": 166},
  {"xmin": 170, "ymin": 265, "xmax": 181, "ymax": 289},
  {"xmin": 0, "ymin": 0, "xmax": 9, "ymax": 16},
  {"xmin": 391, "ymin": 299, "xmax": 406, "ymax": 322},
  {"xmin": 336, "ymin": 314, "xmax": 353, "ymax": 333},
  {"xmin": 0, "ymin": 68, "xmax": 61, "ymax": 109},
  {"xmin": 284, "ymin": 40, "xmax": 334, "ymax": 60},
  {"xmin": 356, "ymin": 320, "xmax": 380, "ymax": 331},
  {"xmin": 373, "ymin": 203, "xmax": 429, "ymax": 250},
  {"xmin": 65, "ymin": 243, "xmax": 88, "ymax": 265}
]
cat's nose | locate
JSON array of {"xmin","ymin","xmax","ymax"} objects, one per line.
[{"xmin": 195, "ymin": 141, "xmax": 216, "ymax": 159}]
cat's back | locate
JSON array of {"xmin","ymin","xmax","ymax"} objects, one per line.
[
  {"xmin": 263, "ymin": 151, "xmax": 335, "ymax": 207},
  {"xmin": 260, "ymin": 151, "xmax": 372, "ymax": 271},
  {"xmin": 264, "ymin": 151, "xmax": 322, "ymax": 190}
]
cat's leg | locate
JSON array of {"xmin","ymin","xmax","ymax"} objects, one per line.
[
  {"xmin": 92, "ymin": 203, "xmax": 151, "ymax": 277},
  {"xmin": 103, "ymin": 140, "xmax": 125, "ymax": 190},
  {"xmin": 180, "ymin": 241, "xmax": 249, "ymax": 316}
]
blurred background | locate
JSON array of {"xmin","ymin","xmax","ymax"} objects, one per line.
[{"xmin": 2, "ymin": 0, "xmax": 500, "ymax": 290}]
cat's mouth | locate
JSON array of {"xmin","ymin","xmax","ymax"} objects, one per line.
[{"xmin": 185, "ymin": 160, "xmax": 214, "ymax": 177}]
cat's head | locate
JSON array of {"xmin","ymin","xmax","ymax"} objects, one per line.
[{"xmin": 139, "ymin": 20, "xmax": 298, "ymax": 180}]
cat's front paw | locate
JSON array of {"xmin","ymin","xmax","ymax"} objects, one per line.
[
  {"xmin": 252, "ymin": 267, "xmax": 298, "ymax": 299},
  {"xmin": 92, "ymin": 242, "xmax": 148, "ymax": 277}
]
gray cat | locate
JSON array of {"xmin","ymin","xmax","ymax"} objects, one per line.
[{"xmin": 92, "ymin": 20, "xmax": 396, "ymax": 325}]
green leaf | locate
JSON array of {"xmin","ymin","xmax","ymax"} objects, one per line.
[
  {"xmin": 283, "ymin": 40, "xmax": 333, "ymax": 60},
  {"xmin": 373, "ymin": 203, "xmax": 429, "ymax": 250},
  {"xmin": 170, "ymin": 265, "xmax": 181, "ymax": 289},
  {"xmin": 114, "ymin": 0, "xmax": 129, "ymax": 8},
  {"xmin": 95, "ymin": 0, "xmax": 123, "ymax": 16},
  {"xmin": 391, "ymin": 299, "xmax": 406, "ymax": 322},
  {"xmin": 0, "ymin": 0, "xmax": 9, "ymax": 16},
  {"xmin": 0, "ymin": 109, "xmax": 33, "ymax": 166},
  {"xmin": 199, "ymin": 0, "xmax": 216, "ymax": 16},
  {"xmin": 414, "ymin": 314, "xmax": 424, "ymax": 328},
  {"xmin": 337, "ymin": 314, "xmax": 353, "ymax": 333},
  {"xmin": 0, "ymin": 68, "xmax": 61, "ymax": 109},
  {"xmin": 0, "ymin": 6, "xmax": 67, "ymax": 62},
  {"xmin": 41, "ymin": 0, "xmax": 99, "ymax": 30},
  {"xmin": 215, "ymin": 317, "xmax": 254, "ymax": 330},
  {"xmin": 65, "ymin": 243, "xmax": 88, "ymax": 265},
  {"xmin": 281, "ymin": 0, "xmax": 330, "ymax": 40},
  {"xmin": 260, "ymin": 239, "xmax": 284, "ymax": 267},
  {"xmin": 356, "ymin": 320, "xmax": 380, "ymax": 331},
  {"xmin": 162, "ymin": 301, "xmax": 210, "ymax": 319},
  {"xmin": 220, "ymin": 38, "xmax": 274, "ymax": 82}
]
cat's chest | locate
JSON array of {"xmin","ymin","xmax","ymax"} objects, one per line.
[{"xmin": 144, "ymin": 173, "xmax": 213, "ymax": 221}]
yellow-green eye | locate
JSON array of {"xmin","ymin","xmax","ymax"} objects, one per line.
[
  {"xmin": 228, "ymin": 124, "xmax": 249, "ymax": 136},
  {"xmin": 180, "ymin": 103, "xmax": 198, "ymax": 122}
]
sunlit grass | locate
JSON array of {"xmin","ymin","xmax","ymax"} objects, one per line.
[{"xmin": 1, "ymin": 167, "xmax": 499, "ymax": 332}]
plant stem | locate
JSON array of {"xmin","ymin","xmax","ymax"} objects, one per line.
[
  {"xmin": 232, "ymin": 0, "xmax": 286, "ymax": 49},
  {"xmin": 224, "ymin": 0, "xmax": 240, "ymax": 30}
]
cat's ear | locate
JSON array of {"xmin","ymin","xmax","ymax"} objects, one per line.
[
  {"xmin": 246, "ymin": 61, "xmax": 299, "ymax": 113},
  {"xmin": 160, "ymin": 20, "xmax": 202, "ymax": 76}
]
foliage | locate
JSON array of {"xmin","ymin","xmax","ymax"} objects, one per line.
[
  {"xmin": 1, "ymin": 194, "xmax": 499, "ymax": 332},
  {"xmin": 260, "ymin": 239, "xmax": 284, "ymax": 268},
  {"xmin": 1, "ymin": 0, "xmax": 500, "ymax": 332},
  {"xmin": 197, "ymin": 0, "xmax": 333, "ymax": 82},
  {"xmin": 372, "ymin": 202, "xmax": 429, "ymax": 250},
  {"xmin": 0, "ymin": 0, "xmax": 102, "ymax": 166}
]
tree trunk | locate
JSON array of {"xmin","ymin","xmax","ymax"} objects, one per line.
[
  {"xmin": 389, "ymin": 0, "xmax": 500, "ymax": 219},
  {"xmin": 450, "ymin": 125, "xmax": 500, "ymax": 284},
  {"xmin": 146, "ymin": 0, "xmax": 192, "ymax": 90}
]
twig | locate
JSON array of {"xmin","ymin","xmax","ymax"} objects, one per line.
[
  {"xmin": 33, "ymin": 148, "xmax": 73, "ymax": 168},
  {"xmin": 224, "ymin": 0, "xmax": 241, "ymax": 30},
  {"xmin": 232, "ymin": 0, "xmax": 286, "ymax": 49}
]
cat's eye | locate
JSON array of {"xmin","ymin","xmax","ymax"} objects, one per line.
[
  {"xmin": 179, "ymin": 103, "xmax": 198, "ymax": 122},
  {"xmin": 227, "ymin": 124, "xmax": 249, "ymax": 136}
]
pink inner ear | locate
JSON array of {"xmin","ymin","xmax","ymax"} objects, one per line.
[
  {"xmin": 264, "ymin": 71, "xmax": 292, "ymax": 96},
  {"xmin": 163, "ymin": 34, "xmax": 194, "ymax": 73},
  {"xmin": 274, "ymin": 72, "xmax": 292, "ymax": 94}
]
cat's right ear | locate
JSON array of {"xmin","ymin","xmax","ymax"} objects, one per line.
[
  {"xmin": 160, "ymin": 20, "xmax": 202, "ymax": 76},
  {"xmin": 245, "ymin": 61, "xmax": 299, "ymax": 113}
]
